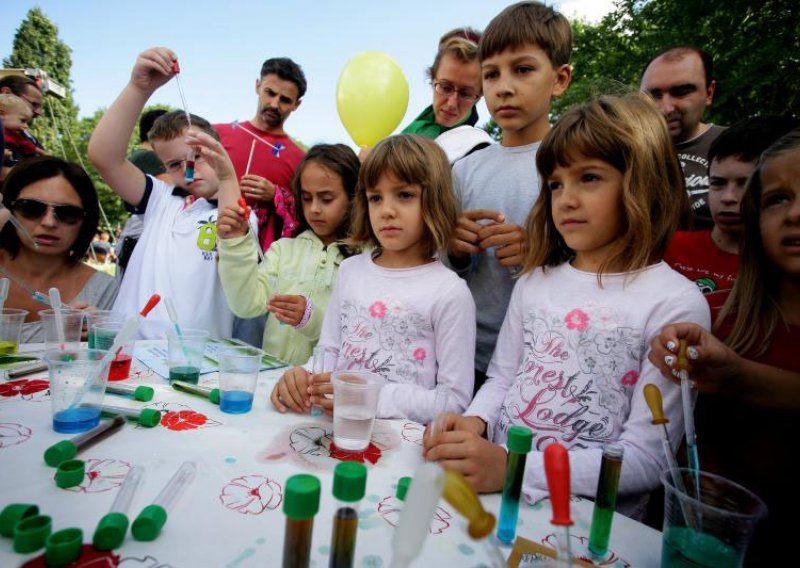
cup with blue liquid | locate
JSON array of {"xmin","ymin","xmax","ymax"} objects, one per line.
[
  {"xmin": 217, "ymin": 346, "xmax": 261, "ymax": 414},
  {"xmin": 45, "ymin": 348, "xmax": 109, "ymax": 433}
]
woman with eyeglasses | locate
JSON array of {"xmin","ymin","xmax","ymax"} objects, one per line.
[
  {"xmin": 402, "ymin": 27, "xmax": 493, "ymax": 163},
  {"xmin": 0, "ymin": 156, "xmax": 119, "ymax": 342}
]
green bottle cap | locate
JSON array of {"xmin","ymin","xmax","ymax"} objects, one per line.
[
  {"xmin": 0, "ymin": 503, "xmax": 39, "ymax": 537},
  {"xmin": 45, "ymin": 527, "xmax": 83, "ymax": 566},
  {"xmin": 93, "ymin": 512, "xmax": 129, "ymax": 550},
  {"xmin": 44, "ymin": 440, "xmax": 78, "ymax": 467},
  {"xmin": 55, "ymin": 459, "xmax": 86, "ymax": 489},
  {"xmin": 137, "ymin": 408, "xmax": 162, "ymax": 428},
  {"xmin": 332, "ymin": 462, "xmax": 367, "ymax": 502},
  {"xmin": 283, "ymin": 474, "xmax": 321, "ymax": 520},
  {"xmin": 396, "ymin": 477, "xmax": 412, "ymax": 501},
  {"xmin": 132, "ymin": 504, "xmax": 168, "ymax": 541},
  {"xmin": 13, "ymin": 514, "xmax": 52, "ymax": 553},
  {"xmin": 209, "ymin": 388, "xmax": 220, "ymax": 405},
  {"xmin": 134, "ymin": 386, "xmax": 155, "ymax": 402},
  {"xmin": 507, "ymin": 426, "xmax": 533, "ymax": 454}
]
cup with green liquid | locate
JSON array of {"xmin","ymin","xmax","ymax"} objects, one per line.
[
  {"xmin": 85, "ymin": 310, "xmax": 124, "ymax": 348},
  {"xmin": 0, "ymin": 308, "xmax": 28, "ymax": 354},
  {"xmin": 166, "ymin": 328, "xmax": 208, "ymax": 384},
  {"xmin": 661, "ymin": 468, "xmax": 766, "ymax": 567}
]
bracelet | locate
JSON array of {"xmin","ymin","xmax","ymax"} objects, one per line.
[{"xmin": 294, "ymin": 295, "xmax": 313, "ymax": 329}]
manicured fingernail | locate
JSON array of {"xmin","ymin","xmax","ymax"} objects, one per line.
[
  {"xmin": 666, "ymin": 341, "xmax": 677, "ymax": 352},
  {"xmin": 664, "ymin": 355, "xmax": 675, "ymax": 367},
  {"xmin": 671, "ymin": 369, "xmax": 680, "ymax": 378},
  {"xmin": 687, "ymin": 347, "xmax": 699, "ymax": 360}
]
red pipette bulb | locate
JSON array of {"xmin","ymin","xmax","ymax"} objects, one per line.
[
  {"xmin": 140, "ymin": 294, "xmax": 161, "ymax": 318},
  {"xmin": 172, "ymin": 60, "xmax": 180, "ymax": 74},
  {"xmin": 544, "ymin": 443, "xmax": 573, "ymax": 526}
]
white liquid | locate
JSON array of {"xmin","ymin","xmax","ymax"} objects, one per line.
[{"xmin": 334, "ymin": 405, "xmax": 376, "ymax": 451}]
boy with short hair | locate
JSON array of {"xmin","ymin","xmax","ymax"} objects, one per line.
[
  {"xmin": 448, "ymin": 1, "xmax": 572, "ymax": 390},
  {"xmin": 88, "ymin": 47, "xmax": 247, "ymax": 338},
  {"xmin": 664, "ymin": 115, "xmax": 799, "ymax": 308}
]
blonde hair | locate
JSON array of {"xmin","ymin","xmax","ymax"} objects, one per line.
[
  {"xmin": 427, "ymin": 28, "xmax": 482, "ymax": 83},
  {"xmin": 523, "ymin": 93, "xmax": 686, "ymax": 280},
  {"xmin": 716, "ymin": 128, "xmax": 800, "ymax": 356},
  {"xmin": 349, "ymin": 134, "xmax": 457, "ymax": 258},
  {"xmin": 0, "ymin": 94, "xmax": 32, "ymax": 120}
]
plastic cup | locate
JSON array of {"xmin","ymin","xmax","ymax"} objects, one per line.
[
  {"xmin": 0, "ymin": 308, "xmax": 28, "ymax": 354},
  {"xmin": 217, "ymin": 346, "xmax": 261, "ymax": 414},
  {"xmin": 91, "ymin": 322, "xmax": 133, "ymax": 381},
  {"xmin": 38, "ymin": 309, "xmax": 84, "ymax": 352},
  {"xmin": 45, "ymin": 348, "xmax": 110, "ymax": 434},
  {"xmin": 331, "ymin": 370, "xmax": 385, "ymax": 452},
  {"xmin": 167, "ymin": 328, "xmax": 209, "ymax": 384},
  {"xmin": 85, "ymin": 310, "xmax": 124, "ymax": 348},
  {"xmin": 661, "ymin": 468, "xmax": 767, "ymax": 567}
]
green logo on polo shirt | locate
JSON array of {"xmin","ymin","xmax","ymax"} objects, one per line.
[{"xmin": 197, "ymin": 217, "xmax": 218, "ymax": 252}]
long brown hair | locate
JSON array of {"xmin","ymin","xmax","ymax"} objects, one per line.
[
  {"xmin": 523, "ymin": 94, "xmax": 686, "ymax": 281},
  {"xmin": 715, "ymin": 128, "xmax": 800, "ymax": 356}
]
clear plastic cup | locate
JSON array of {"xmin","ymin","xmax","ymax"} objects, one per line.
[
  {"xmin": 166, "ymin": 328, "xmax": 209, "ymax": 384},
  {"xmin": 0, "ymin": 308, "xmax": 28, "ymax": 354},
  {"xmin": 217, "ymin": 346, "xmax": 261, "ymax": 414},
  {"xmin": 332, "ymin": 370, "xmax": 385, "ymax": 452},
  {"xmin": 91, "ymin": 322, "xmax": 133, "ymax": 381},
  {"xmin": 85, "ymin": 310, "xmax": 124, "ymax": 348},
  {"xmin": 661, "ymin": 468, "xmax": 767, "ymax": 567},
  {"xmin": 45, "ymin": 348, "xmax": 110, "ymax": 433},
  {"xmin": 38, "ymin": 308, "xmax": 84, "ymax": 352}
]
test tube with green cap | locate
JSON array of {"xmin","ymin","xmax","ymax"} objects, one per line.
[
  {"xmin": 396, "ymin": 477, "xmax": 412, "ymax": 501},
  {"xmin": 132, "ymin": 461, "xmax": 196, "ymax": 541},
  {"xmin": 329, "ymin": 462, "xmax": 367, "ymax": 568},
  {"xmin": 44, "ymin": 415, "xmax": 126, "ymax": 467},
  {"xmin": 497, "ymin": 425, "xmax": 533, "ymax": 544},
  {"xmin": 100, "ymin": 403, "xmax": 161, "ymax": 428},
  {"xmin": 282, "ymin": 474, "xmax": 321, "ymax": 568},
  {"xmin": 93, "ymin": 465, "xmax": 144, "ymax": 550},
  {"xmin": 106, "ymin": 383, "xmax": 154, "ymax": 402},
  {"xmin": 171, "ymin": 380, "xmax": 220, "ymax": 404},
  {"xmin": 588, "ymin": 443, "xmax": 624, "ymax": 558}
]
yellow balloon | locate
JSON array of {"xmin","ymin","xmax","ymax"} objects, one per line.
[{"xmin": 337, "ymin": 51, "xmax": 409, "ymax": 147}]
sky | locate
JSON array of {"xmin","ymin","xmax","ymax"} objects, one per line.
[{"xmin": 1, "ymin": 1, "xmax": 615, "ymax": 150}]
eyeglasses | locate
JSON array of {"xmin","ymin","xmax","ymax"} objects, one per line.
[
  {"xmin": 19, "ymin": 94, "xmax": 43, "ymax": 114},
  {"xmin": 165, "ymin": 152, "xmax": 204, "ymax": 173},
  {"xmin": 432, "ymin": 81, "xmax": 480, "ymax": 103},
  {"xmin": 10, "ymin": 198, "xmax": 85, "ymax": 225}
]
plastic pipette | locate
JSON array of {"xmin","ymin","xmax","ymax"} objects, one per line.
[
  {"xmin": 139, "ymin": 294, "xmax": 161, "ymax": 318},
  {"xmin": 442, "ymin": 470, "xmax": 495, "ymax": 539},
  {"xmin": 93, "ymin": 465, "xmax": 144, "ymax": 550},
  {"xmin": 43, "ymin": 415, "xmax": 126, "ymax": 467},
  {"xmin": 429, "ymin": 384, "xmax": 450, "ymax": 439},
  {"xmin": 390, "ymin": 463, "xmax": 445, "ymax": 568},
  {"xmin": 171, "ymin": 60, "xmax": 191, "ymax": 129},
  {"xmin": 164, "ymin": 297, "xmax": 191, "ymax": 362},
  {"xmin": 0, "ymin": 203, "xmax": 38, "ymax": 249},
  {"xmin": 544, "ymin": 443, "xmax": 573, "ymax": 568},
  {"xmin": 643, "ymin": 384, "xmax": 695, "ymax": 528},
  {"xmin": 48, "ymin": 288, "xmax": 65, "ymax": 348},
  {"xmin": 0, "ymin": 278, "xmax": 8, "ymax": 312},
  {"xmin": 0, "ymin": 268, "xmax": 50, "ymax": 306},
  {"xmin": 171, "ymin": 380, "xmax": 220, "ymax": 404},
  {"xmin": 132, "ymin": 461, "xmax": 196, "ymax": 541},
  {"xmin": 244, "ymin": 139, "xmax": 256, "ymax": 175},
  {"xmin": 311, "ymin": 345, "xmax": 336, "ymax": 417},
  {"xmin": 232, "ymin": 120, "xmax": 283, "ymax": 156},
  {"xmin": 678, "ymin": 340, "xmax": 701, "ymax": 499}
]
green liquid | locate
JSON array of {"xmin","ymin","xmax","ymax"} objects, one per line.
[
  {"xmin": 0, "ymin": 341, "xmax": 19, "ymax": 355},
  {"xmin": 662, "ymin": 526, "xmax": 741, "ymax": 567},
  {"xmin": 588, "ymin": 452, "xmax": 623, "ymax": 556},
  {"xmin": 169, "ymin": 366, "xmax": 200, "ymax": 384}
]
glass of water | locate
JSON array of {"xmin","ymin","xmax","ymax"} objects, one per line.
[{"xmin": 331, "ymin": 370, "xmax": 385, "ymax": 452}]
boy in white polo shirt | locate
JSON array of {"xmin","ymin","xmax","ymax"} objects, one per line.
[{"xmin": 88, "ymin": 47, "xmax": 247, "ymax": 338}]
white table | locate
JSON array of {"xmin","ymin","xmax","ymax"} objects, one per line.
[{"xmin": 0, "ymin": 341, "xmax": 662, "ymax": 566}]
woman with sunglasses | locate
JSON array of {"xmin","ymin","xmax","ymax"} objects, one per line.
[
  {"xmin": 401, "ymin": 27, "xmax": 493, "ymax": 163},
  {"xmin": 0, "ymin": 156, "xmax": 119, "ymax": 342}
]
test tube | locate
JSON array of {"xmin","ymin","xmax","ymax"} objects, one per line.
[
  {"xmin": 100, "ymin": 404, "xmax": 161, "ymax": 428},
  {"xmin": 106, "ymin": 383, "xmax": 154, "ymax": 402},
  {"xmin": 171, "ymin": 380, "xmax": 220, "ymax": 404},
  {"xmin": 329, "ymin": 462, "xmax": 367, "ymax": 568},
  {"xmin": 184, "ymin": 149, "xmax": 195, "ymax": 184},
  {"xmin": 43, "ymin": 415, "xmax": 126, "ymax": 467},
  {"xmin": 311, "ymin": 345, "xmax": 335, "ymax": 417},
  {"xmin": 588, "ymin": 444, "xmax": 624, "ymax": 558},
  {"xmin": 282, "ymin": 474, "xmax": 321, "ymax": 568},
  {"xmin": 389, "ymin": 463, "xmax": 445, "ymax": 568},
  {"xmin": 497, "ymin": 425, "xmax": 533, "ymax": 544},
  {"xmin": 429, "ymin": 384, "xmax": 450, "ymax": 439},
  {"xmin": 132, "ymin": 461, "xmax": 196, "ymax": 541},
  {"xmin": 93, "ymin": 466, "xmax": 144, "ymax": 550}
]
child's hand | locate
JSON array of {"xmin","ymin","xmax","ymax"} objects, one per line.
[
  {"xmin": 267, "ymin": 294, "xmax": 306, "ymax": 326},
  {"xmin": 423, "ymin": 414, "xmax": 486, "ymax": 454},
  {"xmin": 425, "ymin": 430, "xmax": 508, "ymax": 493},
  {"xmin": 308, "ymin": 371, "xmax": 334, "ymax": 414},
  {"xmin": 240, "ymin": 175, "xmax": 276, "ymax": 203},
  {"xmin": 184, "ymin": 129, "xmax": 238, "ymax": 182},
  {"xmin": 130, "ymin": 47, "xmax": 176, "ymax": 95},
  {"xmin": 270, "ymin": 366, "xmax": 312, "ymax": 413},
  {"xmin": 477, "ymin": 221, "xmax": 525, "ymax": 268},
  {"xmin": 450, "ymin": 209, "xmax": 504, "ymax": 258},
  {"xmin": 217, "ymin": 203, "xmax": 249, "ymax": 239}
]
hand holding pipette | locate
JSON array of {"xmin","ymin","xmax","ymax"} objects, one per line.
[
  {"xmin": 544, "ymin": 443, "xmax": 573, "ymax": 568},
  {"xmin": 129, "ymin": 48, "xmax": 178, "ymax": 97},
  {"xmin": 678, "ymin": 340, "xmax": 701, "ymax": 498}
]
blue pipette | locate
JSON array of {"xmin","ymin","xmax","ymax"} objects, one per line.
[
  {"xmin": 678, "ymin": 340, "xmax": 701, "ymax": 499},
  {"xmin": 0, "ymin": 268, "xmax": 51, "ymax": 306}
]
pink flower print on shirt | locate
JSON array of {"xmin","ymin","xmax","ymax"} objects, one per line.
[
  {"xmin": 413, "ymin": 348, "xmax": 427, "ymax": 362},
  {"xmin": 621, "ymin": 370, "xmax": 639, "ymax": 386},
  {"xmin": 369, "ymin": 301, "xmax": 387, "ymax": 319},
  {"xmin": 565, "ymin": 308, "xmax": 589, "ymax": 331}
]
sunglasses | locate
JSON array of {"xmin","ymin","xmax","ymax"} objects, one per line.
[{"xmin": 10, "ymin": 198, "xmax": 86, "ymax": 225}]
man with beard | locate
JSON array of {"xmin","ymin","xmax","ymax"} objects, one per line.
[
  {"xmin": 641, "ymin": 47, "xmax": 724, "ymax": 229},
  {"xmin": 215, "ymin": 58, "xmax": 306, "ymax": 251}
]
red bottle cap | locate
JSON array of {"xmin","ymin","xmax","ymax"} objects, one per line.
[
  {"xmin": 544, "ymin": 443, "xmax": 573, "ymax": 526},
  {"xmin": 140, "ymin": 294, "xmax": 161, "ymax": 317}
]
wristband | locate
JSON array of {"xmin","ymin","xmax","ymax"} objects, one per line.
[{"xmin": 294, "ymin": 295, "xmax": 313, "ymax": 330}]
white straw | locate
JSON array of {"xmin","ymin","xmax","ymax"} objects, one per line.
[
  {"xmin": 48, "ymin": 287, "xmax": 66, "ymax": 348},
  {"xmin": 232, "ymin": 121, "xmax": 280, "ymax": 151},
  {"xmin": 244, "ymin": 140, "xmax": 256, "ymax": 176}
]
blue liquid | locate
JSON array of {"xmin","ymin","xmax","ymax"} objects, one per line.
[
  {"xmin": 219, "ymin": 390, "xmax": 253, "ymax": 414},
  {"xmin": 53, "ymin": 407, "xmax": 101, "ymax": 433},
  {"xmin": 497, "ymin": 452, "xmax": 526, "ymax": 544}
]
